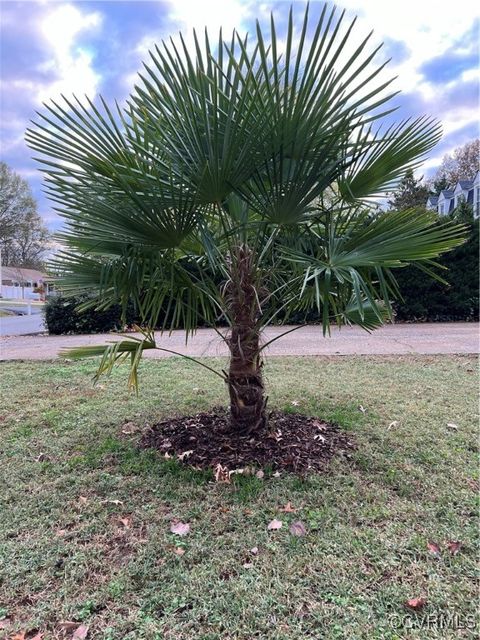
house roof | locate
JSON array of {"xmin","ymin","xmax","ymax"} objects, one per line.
[
  {"xmin": 425, "ymin": 176, "xmax": 479, "ymax": 210},
  {"xmin": 439, "ymin": 189, "xmax": 454, "ymax": 199},
  {"xmin": 1, "ymin": 266, "xmax": 49, "ymax": 283},
  {"xmin": 456, "ymin": 180, "xmax": 473, "ymax": 190}
]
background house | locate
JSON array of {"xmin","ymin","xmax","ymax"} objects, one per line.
[
  {"xmin": 0, "ymin": 266, "xmax": 53, "ymax": 300},
  {"xmin": 427, "ymin": 171, "xmax": 480, "ymax": 217}
]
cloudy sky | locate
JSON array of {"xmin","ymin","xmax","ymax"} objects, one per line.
[{"xmin": 1, "ymin": 0, "xmax": 479, "ymax": 229}]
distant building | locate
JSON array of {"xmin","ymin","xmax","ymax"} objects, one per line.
[
  {"xmin": 426, "ymin": 170, "xmax": 480, "ymax": 218},
  {"xmin": 0, "ymin": 266, "xmax": 54, "ymax": 300}
]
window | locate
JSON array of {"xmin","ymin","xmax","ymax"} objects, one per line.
[
  {"xmin": 476, "ymin": 187, "xmax": 480, "ymax": 217},
  {"xmin": 439, "ymin": 203, "xmax": 444, "ymax": 215}
]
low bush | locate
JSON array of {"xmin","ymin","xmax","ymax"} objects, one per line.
[{"xmin": 44, "ymin": 295, "xmax": 136, "ymax": 335}]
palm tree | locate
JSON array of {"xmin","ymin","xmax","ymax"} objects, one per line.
[{"xmin": 26, "ymin": 5, "xmax": 464, "ymax": 435}]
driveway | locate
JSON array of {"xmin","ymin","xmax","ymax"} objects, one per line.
[{"xmin": 0, "ymin": 323, "xmax": 478, "ymax": 361}]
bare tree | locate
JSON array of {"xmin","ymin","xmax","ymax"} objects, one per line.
[
  {"xmin": 430, "ymin": 139, "xmax": 480, "ymax": 189},
  {"xmin": 0, "ymin": 162, "xmax": 50, "ymax": 268}
]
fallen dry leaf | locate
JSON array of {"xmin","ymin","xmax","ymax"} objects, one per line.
[
  {"xmin": 279, "ymin": 501, "xmax": 297, "ymax": 513},
  {"xmin": 229, "ymin": 468, "xmax": 245, "ymax": 477},
  {"xmin": 173, "ymin": 546, "xmax": 185, "ymax": 556},
  {"xmin": 119, "ymin": 517, "xmax": 131, "ymax": 529},
  {"xmin": 177, "ymin": 450, "xmax": 193, "ymax": 461},
  {"xmin": 242, "ymin": 561, "xmax": 253, "ymax": 568},
  {"xmin": 291, "ymin": 400, "xmax": 300, "ymax": 406},
  {"xmin": 388, "ymin": 421, "xmax": 399, "ymax": 430},
  {"xmin": 289, "ymin": 520, "xmax": 307, "ymax": 537},
  {"xmin": 56, "ymin": 529, "xmax": 67, "ymax": 537},
  {"xmin": 446, "ymin": 540, "xmax": 461, "ymax": 555},
  {"xmin": 255, "ymin": 470, "xmax": 265, "ymax": 479},
  {"xmin": 58, "ymin": 622, "xmax": 79, "ymax": 632},
  {"xmin": 10, "ymin": 633, "xmax": 26, "ymax": 640},
  {"xmin": 78, "ymin": 496, "xmax": 88, "ymax": 505},
  {"xmin": 170, "ymin": 521, "xmax": 190, "ymax": 536},
  {"xmin": 72, "ymin": 625, "xmax": 89, "ymax": 640},
  {"xmin": 250, "ymin": 546, "xmax": 259, "ymax": 555},
  {"xmin": 121, "ymin": 421, "xmax": 136, "ymax": 434},
  {"xmin": 404, "ymin": 597, "xmax": 426, "ymax": 610},
  {"xmin": 358, "ymin": 405, "xmax": 366, "ymax": 413},
  {"xmin": 267, "ymin": 518, "xmax": 283, "ymax": 531},
  {"xmin": 214, "ymin": 464, "xmax": 231, "ymax": 483},
  {"xmin": 30, "ymin": 634, "xmax": 43, "ymax": 640},
  {"xmin": 243, "ymin": 509, "xmax": 253, "ymax": 516},
  {"xmin": 103, "ymin": 499, "xmax": 123, "ymax": 506},
  {"xmin": 242, "ymin": 466, "xmax": 256, "ymax": 476},
  {"xmin": 427, "ymin": 542, "xmax": 441, "ymax": 557},
  {"xmin": 466, "ymin": 478, "xmax": 480, "ymax": 491},
  {"xmin": 446, "ymin": 422, "xmax": 459, "ymax": 431},
  {"xmin": 272, "ymin": 471, "xmax": 281, "ymax": 478}
]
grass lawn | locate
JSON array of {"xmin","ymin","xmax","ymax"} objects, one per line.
[{"xmin": 0, "ymin": 355, "xmax": 478, "ymax": 639}]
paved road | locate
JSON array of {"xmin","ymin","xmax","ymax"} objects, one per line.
[
  {"xmin": 0, "ymin": 323, "xmax": 478, "ymax": 361},
  {"xmin": 1, "ymin": 304, "xmax": 43, "ymax": 315},
  {"xmin": 0, "ymin": 313, "xmax": 45, "ymax": 337}
]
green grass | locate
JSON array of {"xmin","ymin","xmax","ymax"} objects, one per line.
[{"xmin": 0, "ymin": 355, "xmax": 478, "ymax": 639}]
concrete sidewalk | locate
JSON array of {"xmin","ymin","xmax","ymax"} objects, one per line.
[{"xmin": 0, "ymin": 323, "xmax": 478, "ymax": 361}]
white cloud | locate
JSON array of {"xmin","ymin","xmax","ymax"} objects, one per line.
[
  {"xmin": 134, "ymin": 0, "xmax": 255, "ymax": 60},
  {"xmin": 127, "ymin": 0, "xmax": 478, "ymax": 174},
  {"xmin": 15, "ymin": 167, "xmax": 41, "ymax": 179},
  {"xmin": 338, "ymin": 0, "xmax": 478, "ymax": 97},
  {"xmin": 36, "ymin": 3, "xmax": 103, "ymax": 102},
  {"xmin": 442, "ymin": 110, "xmax": 479, "ymax": 137},
  {"xmin": 168, "ymin": 0, "xmax": 251, "ymax": 37},
  {"xmin": 461, "ymin": 68, "xmax": 480, "ymax": 83},
  {"xmin": 128, "ymin": 0, "xmax": 257, "ymax": 94}
]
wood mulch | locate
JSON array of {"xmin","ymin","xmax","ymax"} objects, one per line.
[{"xmin": 139, "ymin": 409, "xmax": 356, "ymax": 474}]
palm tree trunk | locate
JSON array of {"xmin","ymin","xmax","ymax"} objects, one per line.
[{"xmin": 225, "ymin": 245, "xmax": 267, "ymax": 434}]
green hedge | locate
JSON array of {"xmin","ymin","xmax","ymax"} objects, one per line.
[
  {"xmin": 393, "ymin": 220, "xmax": 478, "ymax": 322},
  {"xmin": 44, "ymin": 295, "xmax": 136, "ymax": 335}
]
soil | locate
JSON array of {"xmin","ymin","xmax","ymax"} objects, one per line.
[{"xmin": 139, "ymin": 409, "xmax": 356, "ymax": 474}]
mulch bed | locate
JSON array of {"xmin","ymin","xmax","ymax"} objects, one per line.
[{"xmin": 139, "ymin": 409, "xmax": 356, "ymax": 474}]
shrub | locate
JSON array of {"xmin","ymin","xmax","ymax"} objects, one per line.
[
  {"xmin": 44, "ymin": 295, "xmax": 136, "ymax": 335},
  {"xmin": 393, "ymin": 220, "xmax": 479, "ymax": 322}
]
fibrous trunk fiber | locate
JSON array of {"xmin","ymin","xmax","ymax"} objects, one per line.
[{"xmin": 225, "ymin": 245, "xmax": 267, "ymax": 434}]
